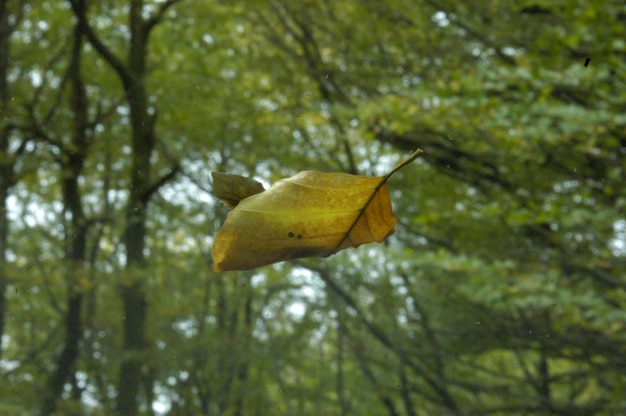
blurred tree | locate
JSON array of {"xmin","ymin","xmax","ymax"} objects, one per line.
[
  {"xmin": 0, "ymin": 0, "xmax": 14, "ymax": 362},
  {"xmin": 241, "ymin": 0, "xmax": 626, "ymax": 413},
  {"xmin": 1, "ymin": 0, "xmax": 625, "ymax": 415},
  {"xmin": 37, "ymin": 17, "xmax": 91, "ymax": 415},
  {"xmin": 67, "ymin": 0, "xmax": 181, "ymax": 413}
]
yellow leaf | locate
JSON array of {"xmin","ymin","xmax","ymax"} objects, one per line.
[
  {"xmin": 211, "ymin": 171, "xmax": 265, "ymax": 209},
  {"xmin": 212, "ymin": 149, "xmax": 423, "ymax": 272}
]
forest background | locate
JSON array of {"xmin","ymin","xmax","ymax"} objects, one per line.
[{"xmin": 1, "ymin": 0, "xmax": 625, "ymax": 415}]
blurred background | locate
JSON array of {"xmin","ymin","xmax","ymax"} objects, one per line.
[{"xmin": 1, "ymin": 0, "xmax": 625, "ymax": 415}]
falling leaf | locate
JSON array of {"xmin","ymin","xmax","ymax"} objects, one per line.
[{"xmin": 211, "ymin": 149, "xmax": 423, "ymax": 272}]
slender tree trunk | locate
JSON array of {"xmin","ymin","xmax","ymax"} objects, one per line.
[
  {"xmin": 216, "ymin": 275, "xmax": 234, "ymax": 414},
  {"xmin": 116, "ymin": 1, "xmax": 153, "ymax": 413},
  {"xmin": 40, "ymin": 21, "xmax": 90, "ymax": 416},
  {"xmin": 233, "ymin": 278, "xmax": 253, "ymax": 415},
  {"xmin": 336, "ymin": 310, "xmax": 350, "ymax": 416},
  {"xmin": 0, "ymin": 0, "xmax": 14, "ymax": 362}
]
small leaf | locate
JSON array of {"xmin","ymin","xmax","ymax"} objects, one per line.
[
  {"xmin": 212, "ymin": 171, "xmax": 265, "ymax": 209},
  {"xmin": 212, "ymin": 149, "xmax": 423, "ymax": 271}
]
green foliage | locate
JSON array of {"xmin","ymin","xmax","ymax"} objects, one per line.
[{"xmin": 1, "ymin": 0, "xmax": 625, "ymax": 415}]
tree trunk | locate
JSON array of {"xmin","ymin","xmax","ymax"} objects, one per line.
[
  {"xmin": 0, "ymin": 0, "xmax": 14, "ymax": 362},
  {"xmin": 66, "ymin": 0, "xmax": 180, "ymax": 412},
  {"xmin": 40, "ymin": 21, "xmax": 89, "ymax": 416},
  {"xmin": 115, "ymin": 1, "xmax": 153, "ymax": 414}
]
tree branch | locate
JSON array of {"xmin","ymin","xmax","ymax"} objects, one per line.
[
  {"xmin": 144, "ymin": 0, "xmax": 184, "ymax": 35},
  {"xmin": 141, "ymin": 165, "xmax": 180, "ymax": 204},
  {"xmin": 67, "ymin": 0, "xmax": 134, "ymax": 90},
  {"xmin": 300, "ymin": 262, "xmax": 460, "ymax": 412}
]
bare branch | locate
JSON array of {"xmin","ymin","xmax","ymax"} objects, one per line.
[
  {"xmin": 144, "ymin": 0, "xmax": 185, "ymax": 35},
  {"xmin": 67, "ymin": 0, "xmax": 134, "ymax": 89},
  {"xmin": 141, "ymin": 165, "xmax": 180, "ymax": 204}
]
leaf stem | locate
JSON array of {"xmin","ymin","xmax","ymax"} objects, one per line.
[
  {"xmin": 330, "ymin": 149, "xmax": 424, "ymax": 254},
  {"xmin": 384, "ymin": 149, "xmax": 424, "ymax": 182}
]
